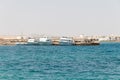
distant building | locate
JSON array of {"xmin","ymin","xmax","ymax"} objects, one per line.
[{"xmin": 0, "ymin": 35, "xmax": 26, "ymax": 40}]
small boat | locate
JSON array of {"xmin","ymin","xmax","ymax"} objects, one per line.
[
  {"xmin": 59, "ymin": 37, "xmax": 73, "ymax": 46},
  {"xmin": 27, "ymin": 38, "xmax": 39, "ymax": 45},
  {"xmin": 38, "ymin": 37, "xmax": 52, "ymax": 45}
]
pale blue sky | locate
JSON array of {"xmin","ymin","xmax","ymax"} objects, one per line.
[{"xmin": 0, "ymin": 0, "xmax": 120, "ymax": 36}]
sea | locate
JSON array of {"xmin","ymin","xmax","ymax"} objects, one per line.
[{"xmin": 0, "ymin": 42, "xmax": 120, "ymax": 80}]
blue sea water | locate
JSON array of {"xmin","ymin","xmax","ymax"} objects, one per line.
[{"xmin": 0, "ymin": 43, "xmax": 120, "ymax": 80}]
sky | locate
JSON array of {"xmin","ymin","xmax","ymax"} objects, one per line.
[{"xmin": 0, "ymin": 0, "xmax": 120, "ymax": 36}]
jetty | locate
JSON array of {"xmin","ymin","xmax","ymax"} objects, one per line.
[{"xmin": 73, "ymin": 37, "xmax": 99, "ymax": 45}]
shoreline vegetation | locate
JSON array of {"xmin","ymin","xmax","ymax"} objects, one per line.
[{"xmin": 0, "ymin": 35, "xmax": 120, "ymax": 45}]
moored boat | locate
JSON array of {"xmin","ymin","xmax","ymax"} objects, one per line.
[
  {"xmin": 38, "ymin": 37, "xmax": 52, "ymax": 45},
  {"xmin": 27, "ymin": 38, "xmax": 39, "ymax": 45},
  {"xmin": 59, "ymin": 37, "xmax": 73, "ymax": 46}
]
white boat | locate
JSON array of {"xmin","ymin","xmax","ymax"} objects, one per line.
[
  {"xmin": 38, "ymin": 37, "xmax": 51, "ymax": 45},
  {"xmin": 27, "ymin": 38, "xmax": 39, "ymax": 45},
  {"xmin": 59, "ymin": 37, "xmax": 73, "ymax": 45}
]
